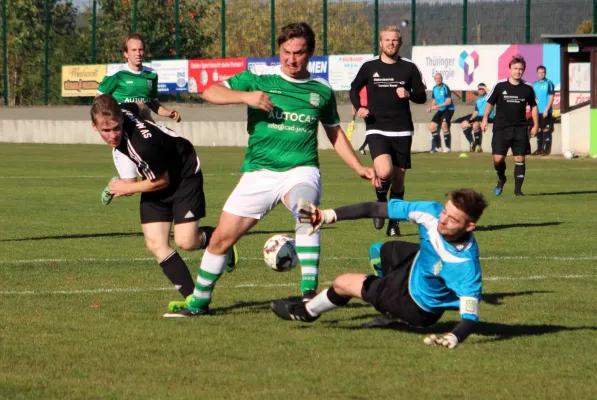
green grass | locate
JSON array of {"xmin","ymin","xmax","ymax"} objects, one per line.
[{"xmin": 1, "ymin": 143, "xmax": 597, "ymax": 399}]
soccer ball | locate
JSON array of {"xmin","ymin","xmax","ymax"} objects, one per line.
[
  {"xmin": 563, "ymin": 150, "xmax": 574, "ymax": 159},
  {"xmin": 263, "ymin": 234, "xmax": 299, "ymax": 272}
]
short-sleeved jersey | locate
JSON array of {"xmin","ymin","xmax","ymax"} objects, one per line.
[
  {"xmin": 475, "ymin": 93, "xmax": 494, "ymax": 118},
  {"xmin": 432, "ymin": 84, "xmax": 455, "ymax": 111},
  {"xmin": 487, "ymin": 79, "xmax": 537, "ymax": 130},
  {"xmin": 97, "ymin": 66, "xmax": 158, "ymax": 104},
  {"xmin": 387, "ymin": 199, "xmax": 482, "ymax": 322},
  {"xmin": 115, "ymin": 104, "xmax": 199, "ymax": 185},
  {"xmin": 224, "ymin": 66, "xmax": 340, "ymax": 172},
  {"xmin": 349, "ymin": 56, "xmax": 427, "ymax": 136},
  {"xmin": 532, "ymin": 79, "xmax": 555, "ymax": 114}
]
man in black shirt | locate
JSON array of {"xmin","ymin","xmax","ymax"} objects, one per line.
[
  {"xmin": 349, "ymin": 25, "xmax": 427, "ymax": 236},
  {"xmin": 90, "ymin": 94, "xmax": 236, "ymax": 314},
  {"xmin": 481, "ymin": 56, "xmax": 538, "ymax": 197}
]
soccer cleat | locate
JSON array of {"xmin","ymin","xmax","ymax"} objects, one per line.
[
  {"xmin": 163, "ymin": 306, "xmax": 209, "ymax": 318},
  {"xmin": 301, "ymin": 289, "xmax": 317, "ymax": 303},
  {"xmin": 373, "ymin": 200, "xmax": 386, "ymax": 230},
  {"xmin": 532, "ymin": 150, "xmax": 543, "ymax": 156},
  {"xmin": 359, "ymin": 148, "xmax": 367, "ymax": 155},
  {"xmin": 493, "ymin": 178, "xmax": 507, "ymax": 197},
  {"xmin": 429, "ymin": 147, "xmax": 442, "ymax": 154},
  {"xmin": 386, "ymin": 220, "xmax": 400, "ymax": 237},
  {"xmin": 270, "ymin": 300, "xmax": 319, "ymax": 322},
  {"xmin": 514, "ymin": 191, "xmax": 525, "ymax": 197},
  {"xmin": 225, "ymin": 244, "xmax": 239, "ymax": 273},
  {"xmin": 101, "ymin": 176, "xmax": 119, "ymax": 205},
  {"xmin": 442, "ymin": 147, "xmax": 451, "ymax": 153},
  {"xmin": 475, "ymin": 145, "xmax": 482, "ymax": 153},
  {"xmin": 167, "ymin": 294, "xmax": 192, "ymax": 313}
]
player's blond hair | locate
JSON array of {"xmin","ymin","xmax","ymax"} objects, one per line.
[
  {"xmin": 379, "ymin": 25, "xmax": 402, "ymax": 41},
  {"xmin": 123, "ymin": 33, "xmax": 146, "ymax": 52},
  {"xmin": 90, "ymin": 95, "xmax": 123, "ymax": 124}
]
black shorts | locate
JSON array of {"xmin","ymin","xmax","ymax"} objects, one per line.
[
  {"xmin": 367, "ymin": 134, "xmax": 412, "ymax": 169},
  {"xmin": 491, "ymin": 126, "xmax": 530, "ymax": 156},
  {"xmin": 361, "ymin": 241, "xmax": 442, "ymax": 327},
  {"xmin": 538, "ymin": 114, "xmax": 553, "ymax": 130},
  {"xmin": 471, "ymin": 116, "xmax": 493, "ymax": 124},
  {"xmin": 431, "ymin": 109, "xmax": 455, "ymax": 126},
  {"xmin": 140, "ymin": 171, "xmax": 206, "ymax": 224}
]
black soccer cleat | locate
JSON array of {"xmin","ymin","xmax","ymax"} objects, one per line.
[
  {"xmin": 301, "ymin": 290, "xmax": 317, "ymax": 303},
  {"xmin": 514, "ymin": 191, "xmax": 525, "ymax": 197},
  {"xmin": 386, "ymin": 220, "xmax": 400, "ymax": 237},
  {"xmin": 270, "ymin": 300, "xmax": 319, "ymax": 322}
]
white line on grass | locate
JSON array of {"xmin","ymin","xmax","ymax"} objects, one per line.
[
  {"xmin": 0, "ymin": 275, "xmax": 594, "ymax": 296},
  {"xmin": 0, "ymin": 173, "xmax": 241, "ymax": 179},
  {"xmin": 3, "ymin": 255, "xmax": 597, "ymax": 265}
]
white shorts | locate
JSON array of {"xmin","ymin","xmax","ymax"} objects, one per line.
[
  {"xmin": 223, "ymin": 166, "xmax": 321, "ymax": 220},
  {"xmin": 112, "ymin": 148, "xmax": 138, "ymax": 179}
]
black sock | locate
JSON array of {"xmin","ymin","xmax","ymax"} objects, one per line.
[
  {"xmin": 473, "ymin": 130, "xmax": 481, "ymax": 147},
  {"xmin": 543, "ymin": 131, "xmax": 552, "ymax": 153},
  {"xmin": 359, "ymin": 138, "xmax": 367, "ymax": 151},
  {"xmin": 197, "ymin": 226, "xmax": 215, "ymax": 249},
  {"xmin": 389, "ymin": 190, "xmax": 404, "ymax": 200},
  {"xmin": 443, "ymin": 131, "xmax": 451, "ymax": 149},
  {"xmin": 327, "ymin": 286, "xmax": 351, "ymax": 306},
  {"xmin": 159, "ymin": 251, "xmax": 195, "ymax": 298},
  {"xmin": 462, "ymin": 127, "xmax": 473, "ymax": 147},
  {"xmin": 536, "ymin": 131, "xmax": 544, "ymax": 152},
  {"xmin": 514, "ymin": 162, "xmax": 526, "ymax": 192},
  {"xmin": 494, "ymin": 160, "xmax": 506, "ymax": 181},
  {"xmin": 431, "ymin": 131, "xmax": 441, "ymax": 149},
  {"xmin": 376, "ymin": 179, "xmax": 390, "ymax": 202}
]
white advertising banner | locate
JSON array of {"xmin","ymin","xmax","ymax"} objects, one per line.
[
  {"xmin": 328, "ymin": 54, "xmax": 373, "ymax": 91},
  {"xmin": 150, "ymin": 59, "xmax": 188, "ymax": 93},
  {"xmin": 412, "ymin": 45, "xmax": 508, "ymax": 91}
]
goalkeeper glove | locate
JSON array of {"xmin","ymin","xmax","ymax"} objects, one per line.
[
  {"xmin": 423, "ymin": 333, "xmax": 459, "ymax": 349},
  {"xmin": 294, "ymin": 199, "xmax": 337, "ymax": 235}
]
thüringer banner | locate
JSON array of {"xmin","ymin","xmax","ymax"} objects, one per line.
[{"xmin": 412, "ymin": 44, "xmax": 561, "ymax": 91}]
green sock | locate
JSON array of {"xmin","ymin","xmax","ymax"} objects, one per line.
[
  {"xmin": 296, "ymin": 232, "xmax": 320, "ymax": 294},
  {"xmin": 187, "ymin": 250, "xmax": 226, "ymax": 311}
]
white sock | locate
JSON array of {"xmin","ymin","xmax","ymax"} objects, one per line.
[{"xmin": 305, "ymin": 289, "xmax": 338, "ymax": 316}]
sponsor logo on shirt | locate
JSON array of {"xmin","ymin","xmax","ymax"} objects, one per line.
[
  {"xmin": 432, "ymin": 261, "xmax": 443, "ymax": 276},
  {"xmin": 309, "ymin": 93, "xmax": 320, "ymax": 107}
]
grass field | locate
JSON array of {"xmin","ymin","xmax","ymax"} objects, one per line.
[{"xmin": 1, "ymin": 143, "xmax": 597, "ymax": 399}]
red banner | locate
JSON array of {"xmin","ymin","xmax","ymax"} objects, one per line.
[{"xmin": 187, "ymin": 58, "xmax": 246, "ymax": 93}]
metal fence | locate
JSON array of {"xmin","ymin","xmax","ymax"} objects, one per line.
[{"xmin": 1, "ymin": 0, "xmax": 596, "ymax": 106}]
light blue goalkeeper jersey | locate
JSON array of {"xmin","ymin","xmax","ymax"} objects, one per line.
[{"xmin": 387, "ymin": 199, "xmax": 482, "ymax": 322}]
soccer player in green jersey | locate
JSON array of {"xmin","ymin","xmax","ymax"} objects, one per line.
[
  {"xmin": 97, "ymin": 33, "xmax": 181, "ymax": 181},
  {"xmin": 164, "ymin": 22, "xmax": 380, "ymax": 317}
]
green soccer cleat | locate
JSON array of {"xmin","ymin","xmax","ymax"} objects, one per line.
[
  {"xmin": 101, "ymin": 176, "xmax": 119, "ymax": 205},
  {"xmin": 167, "ymin": 294, "xmax": 193, "ymax": 313},
  {"xmin": 225, "ymin": 244, "xmax": 239, "ymax": 273}
]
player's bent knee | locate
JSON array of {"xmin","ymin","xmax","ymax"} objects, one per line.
[
  {"xmin": 144, "ymin": 237, "xmax": 169, "ymax": 258},
  {"xmin": 174, "ymin": 236, "xmax": 196, "ymax": 251},
  {"xmin": 441, "ymin": 122, "xmax": 449, "ymax": 131}
]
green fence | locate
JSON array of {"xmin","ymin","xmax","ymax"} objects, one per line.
[{"xmin": 1, "ymin": 0, "xmax": 596, "ymax": 106}]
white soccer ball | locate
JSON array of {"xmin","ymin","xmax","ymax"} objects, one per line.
[
  {"xmin": 563, "ymin": 150, "xmax": 574, "ymax": 159},
  {"xmin": 263, "ymin": 234, "xmax": 299, "ymax": 272}
]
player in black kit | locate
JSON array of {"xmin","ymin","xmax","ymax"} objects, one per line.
[
  {"xmin": 90, "ymin": 94, "xmax": 237, "ymax": 313},
  {"xmin": 349, "ymin": 25, "xmax": 427, "ymax": 236},
  {"xmin": 481, "ymin": 55, "xmax": 538, "ymax": 197}
]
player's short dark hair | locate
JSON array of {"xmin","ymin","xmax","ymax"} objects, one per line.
[
  {"xmin": 509, "ymin": 55, "xmax": 526, "ymax": 70},
  {"xmin": 446, "ymin": 189, "xmax": 488, "ymax": 223},
  {"xmin": 123, "ymin": 33, "xmax": 146, "ymax": 52},
  {"xmin": 537, "ymin": 65, "xmax": 546, "ymax": 72},
  {"xmin": 277, "ymin": 22, "xmax": 315, "ymax": 55},
  {"xmin": 91, "ymin": 94, "xmax": 123, "ymax": 124}
]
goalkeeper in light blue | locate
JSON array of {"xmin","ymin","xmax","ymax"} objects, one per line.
[{"xmin": 271, "ymin": 189, "xmax": 488, "ymax": 349}]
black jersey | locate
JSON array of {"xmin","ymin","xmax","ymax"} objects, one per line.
[
  {"xmin": 116, "ymin": 103, "xmax": 199, "ymax": 184},
  {"xmin": 486, "ymin": 79, "xmax": 537, "ymax": 130},
  {"xmin": 349, "ymin": 56, "xmax": 427, "ymax": 136}
]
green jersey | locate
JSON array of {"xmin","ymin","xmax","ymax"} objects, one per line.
[
  {"xmin": 225, "ymin": 67, "xmax": 340, "ymax": 172},
  {"xmin": 97, "ymin": 66, "xmax": 158, "ymax": 104}
]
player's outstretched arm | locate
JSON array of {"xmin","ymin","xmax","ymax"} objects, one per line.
[
  {"xmin": 109, "ymin": 172, "xmax": 169, "ymax": 197},
  {"xmin": 424, "ymin": 319, "xmax": 476, "ymax": 350},
  {"xmin": 296, "ymin": 199, "xmax": 389, "ymax": 235},
  {"xmin": 202, "ymin": 83, "xmax": 273, "ymax": 112},
  {"xmin": 323, "ymin": 125, "xmax": 380, "ymax": 188}
]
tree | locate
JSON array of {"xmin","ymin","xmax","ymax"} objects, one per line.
[{"xmin": 577, "ymin": 20, "xmax": 593, "ymax": 34}]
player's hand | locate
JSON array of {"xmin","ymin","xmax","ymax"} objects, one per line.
[
  {"xmin": 169, "ymin": 110, "xmax": 181, "ymax": 123},
  {"xmin": 294, "ymin": 199, "xmax": 337, "ymax": 235},
  {"xmin": 109, "ymin": 179, "xmax": 133, "ymax": 198},
  {"xmin": 426, "ymin": 106, "xmax": 434, "ymax": 113},
  {"xmin": 530, "ymin": 124, "xmax": 539, "ymax": 138},
  {"xmin": 396, "ymin": 87, "xmax": 409, "ymax": 99},
  {"xmin": 480, "ymin": 120, "xmax": 489, "ymax": 132},
  {"xmin": 357, "ymin": 166, "xmax": 381, "ymax": 188},
  {"xmin": 543, "ymin": 111, "xmax": 548, "ymax": 118},
  {"xmin": 243, "ymin": 91, "xmax": 274, "ymax": 112},
  {"xmin": 423, "ymin": 333, "xmax": 459, "ymax": 349},
  {"xmin": 356, "ymin": 107, "xmax": 369, "ymax": 119}
]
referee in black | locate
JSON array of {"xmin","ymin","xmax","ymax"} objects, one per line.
[
  {"xmin": 349, "ymin": 25, "xmax": 427, "ymax": 236},
  {"xmin": 482, "ymin": 55, "xmax": 538, "ymax": 197},
  {"xmin": 91, "ymin": 95, "xmax": 235, "ymax": 312}
]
